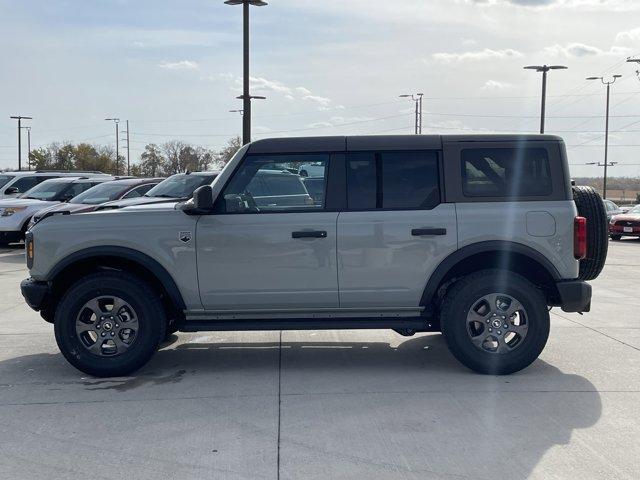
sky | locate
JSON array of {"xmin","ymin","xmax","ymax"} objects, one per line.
[{"xmin": 1, "ymin": 0, "xmax": 640, "ymax": 177}]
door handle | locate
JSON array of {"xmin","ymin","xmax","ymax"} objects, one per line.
[
  {"xmin": 411, "ymin": 228, "xmax": 447, "ymax": 237},
  {"xmin": 292, "ymin": 230, "xmax": 328, "ymax": 239}
]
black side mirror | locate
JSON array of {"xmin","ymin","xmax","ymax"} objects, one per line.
[
  {"xmin": 192, "ymin": 185, "xmax": 214, "ymax": 211},
  {"xmin": 4, "ymin": 187, "xmax": 19, "ymax": 195}
]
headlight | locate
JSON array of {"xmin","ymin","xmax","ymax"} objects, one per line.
[{"xmin": 0, "ymin": 207, "xmax": 27, "ymax": 217}]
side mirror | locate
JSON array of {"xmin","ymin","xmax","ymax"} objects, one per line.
[
  {"xmin": 192, "ymin": 185, "xmax": 214, "ymax": 211},
  {"xmin": 4, "ymin": 187, "xmax": 19, "ymax": 195}
]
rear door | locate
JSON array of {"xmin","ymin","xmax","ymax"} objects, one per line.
[{"xmin": 337, "ymin": 150, "xmax": 458, "ymax": 308}]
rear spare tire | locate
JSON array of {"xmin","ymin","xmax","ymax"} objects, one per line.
[{"xmin": 572, "ymin": 186, "xmax": 608, "ymax": 281}]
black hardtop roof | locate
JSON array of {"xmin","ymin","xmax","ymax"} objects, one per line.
[{"xmin": 247, "ymin": 134, "xmax": 564, "ymax": 154}]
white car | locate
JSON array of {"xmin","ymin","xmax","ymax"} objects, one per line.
[
  {"xmin": 0, "ymin": 171, "xmax": 107, "ymax": 199},
  {"xmin": 0, "ymin": 176, "xmax": 114, "ymax": 245}
]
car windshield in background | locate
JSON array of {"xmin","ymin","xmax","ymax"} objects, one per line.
[
  {"xmin": 629, "ymin": 205, "xmax": 640, "ymax": 214},
  {"xmin": 0, "ymin": 175, "xmax": 15, "ymax": 189},
  {"xmin": 70, "ymin": 182, "xmax": 128, "ymax": 205},
  {"xmin": 21, "ymin": 181, "xmax": 72, "ymax": 201},
  {"xmin": 145, "ymin": 174, "xmax": 215, "ymax": 199}
]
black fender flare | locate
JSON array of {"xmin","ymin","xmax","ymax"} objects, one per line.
[
  {"xmin": 420, "ymin": 241, "xmax": 562, "ymax": 307},
  {"xmin": 45, "ymin": 246, "xmax": 186, "ymax": 311}
]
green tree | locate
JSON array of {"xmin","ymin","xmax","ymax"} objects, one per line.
[
  {"xmin": 139, "ymin": 144, "xmax": 165, "ymax": 177},
  {"xmin": 215, "ymin": 136, "xmax": 242, "ymax": 167}
]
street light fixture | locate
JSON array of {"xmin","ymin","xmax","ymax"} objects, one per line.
[
  {"xmin": 523, "ymin": 65, "xmax": 567, "ymax": 134},
  {"xmin": 9, "ymin": 115, "xmax": 32, "ymax": 171},
  {"xmin": 224, "ymin": 0, "xmax": 268, "ymax": 145},
  {"xmin": 586, "ymin": 74, "xmax": 622, "ymax": 199},
  {"xmin": 105, "ymin": 118, "xmax": 120, "ymax": 175},
  {"xmin": 399, "ymin": 93, "xmax": 424, "ymax": 134}
]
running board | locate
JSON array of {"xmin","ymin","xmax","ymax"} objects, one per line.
[{"xmin": 179, "ymin": 317, "xmax": 438, "ymax": 333}]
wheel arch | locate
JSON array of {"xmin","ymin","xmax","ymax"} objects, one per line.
[
  {"xmin": 45, "ymin": 246, "xmax": 186, "ymax": 318},
  {"xmin": 421, "ymin": 241, "xmax": 562, "ymax": 310}
]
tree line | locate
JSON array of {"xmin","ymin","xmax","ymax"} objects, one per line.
[{"xmin": 22, "ymin": 137, "xmax": 242, "ymax": 177}]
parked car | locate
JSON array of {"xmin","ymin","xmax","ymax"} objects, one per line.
[
  {"xmin": 619, "ymin": 204, "xmax": 636, "ymax": 214},
  {"xmin": 21, "ymin": 135, "xmax": 607, "ymax": 377},
  {"xmin": 237, "ymin": 169, "xmax": 315, "ymax": 210},
  {"xmin": 603, "ymin": 199, "xmax": 623, "ymax": 221},
  {"xmin": 0, "ymin": 177, "xmax": 115, "ymax": 245},
  {"xmin": 29, "ymin": 178, "xmax": 163, "ymax": 228},
  {"xmin": 97, "ymin": 171, "xmax": 220, "ymax": 210},
  {"xmin": 298, "ymin": 164, "xmax": 326, "ymax": 178},
  {"xmin": 0, "ymin": 170, "xmax": 108, "ymax": 199},
  {"xmin": 609, "ymin": 204, "xmax": 640, "ymax": 240}
]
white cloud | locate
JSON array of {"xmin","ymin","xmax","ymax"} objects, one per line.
[
  {"xmin": 432, "ymin": 48, "xmax": 523, "ymax": 62},
  {"xmin": 482, "ymin": 79, "xmax": 512, "ymax": 90},
  {"xmin": 466, "ymin": 0, "xmax": 640, "ymax": 10},
  {"xmin": 616, "ymin": 27, "xmax": 640, "ymax": 45},
  {"xmin": 542, "ymin": 42, "xmax": 632, "ymax": 58},
  {"xmin": 157, "ymin": 60, "xmax": 199, "ymax": 70}
]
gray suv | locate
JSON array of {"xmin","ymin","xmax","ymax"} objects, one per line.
[{"xmin": 20, "ymin": 135, "xmax": 607, "ymax": 377}]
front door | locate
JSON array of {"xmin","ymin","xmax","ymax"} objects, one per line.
[{"xmin": 197, "ymin": 153, "xmax": 338, "ymax": 311}]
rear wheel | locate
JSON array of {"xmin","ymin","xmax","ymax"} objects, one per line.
[
  {"xmin": 441, "ymin": 270, "xmax": 550, "ymax": 375},
  {"xmin": 54, "ymin": 271, "xmax": 166, "ymax": 377}
]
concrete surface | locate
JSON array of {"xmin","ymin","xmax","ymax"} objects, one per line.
[{"xmin": 0, "ymin": 240, "xmax": 638, "ymax": 479}]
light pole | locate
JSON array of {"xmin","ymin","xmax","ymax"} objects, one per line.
[
  {"xmin": 627, "ymin": 56, "xmax": 640, "ymax": 80},
  {"xmin": 20, "ymin": 126, "xmax": 32, "ymax": 170},
  {"xmin": 399, "ymin": 93, "xmax": 424, "ymax": 134},
  {"xmin": 586, "ymin": 74, "xmax": 622, "ymax": 199},
  {"xmin": 224, "ymin": 0, "xmax": 268, "ymax": 145},
  {"xmin": 229, "ymin": 109, "xmax": 244, "ymax": 115},
  {"xmin": 105, "ymin": 118, "xmax": 120, "ymax": 175},
  {"xmin": 523, "ymin": 65, "xmax": 567, "ymax": 134},
  {"xmin": 9, "ymin": 115, "xmax": 32, "ymax": 171}
]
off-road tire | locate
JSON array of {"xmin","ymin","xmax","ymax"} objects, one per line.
[
  {"xmin": 572, "ymin": 186, "xmax": 608, "ymax": 280},
  {"xmin": 54, "ymin": 271, "xmax": 166, "ymax": 377},
  {"xmin": 441, "ymin": 270, "xmax": 550, "ymax": 375}
]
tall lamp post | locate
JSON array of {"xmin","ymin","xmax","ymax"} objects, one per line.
[
  {"xmin": 399, "ymin": 93, "xmax": 424, "ymax": 134},
  {"xmin": 523, "ymin": 65, "xmax": 567, "ymax": 134},
  {"xmin": 224, "ymin": 0, "xmax": 268, "ymax": 145},
  {"xmin": 9, "ymin": 115, "xmax": 32, "ymax": 171},
  {"xmin": 105, "ymin": 118, "xmax": 120, "ymax": 175},
  {"xmin": 586, "ymin": 74, "xmax": 622, "ymax": 199}
]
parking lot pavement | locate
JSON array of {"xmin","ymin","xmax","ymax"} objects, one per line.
[{"xmin": 0, "ymin": 241, "xmax": 639, "ymax": 480}]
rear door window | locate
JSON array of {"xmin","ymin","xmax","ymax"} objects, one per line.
[
  {"xmin": 461, "ymin": 148, "xmax": 552, "ymax": 197},
  {"xmin": 346, "ymin": 151, "xmax": 440, "ymax": 210}
]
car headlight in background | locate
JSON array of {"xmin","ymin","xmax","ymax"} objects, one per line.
[{"xmin": 0, "ymin": 207, "xmax": 27, "ymax": 217}]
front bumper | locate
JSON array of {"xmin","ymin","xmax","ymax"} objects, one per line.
[
  {"xmin": 555, "ymin": 280, "xmax": 591, "ymax": 313},
  {"xmin": 20, "ymin": 278, "xmax": 51, "ymax": 311}
]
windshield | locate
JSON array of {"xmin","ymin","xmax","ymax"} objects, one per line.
[
  {"xmin": 145, "ymin": 174, "xmax": 216, "ymax": 199},
  {"xmin": 70, "ymin": 182, "xmax": 128, "ymax": 205},
  {"xmin": 630, "ymin": 205, "xmax": 640, "ymax": 214},
  {"xmin": 0, "ymin": 175, "xmax": 15, "ymax": 190},
  {"xmin": 21, "ymin": 180, "xmax": 73, "ymax": 201}
]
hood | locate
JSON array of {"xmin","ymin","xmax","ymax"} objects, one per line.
[
  {"xmin": 611, "ymin": 213, "xmax": 640, "ymax": 223},
  {"xmin": 0, "ymin": 198, "xmax": 57, "ymax": 208},
  {"xmin": 33, "ymin": 203, "xmax": 94, "ymax": 220},
  {"xmin": 97, "ymin": 196, "xmax": 181, "ymax": 210}
]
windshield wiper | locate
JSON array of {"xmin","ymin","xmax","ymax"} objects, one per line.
[{"xmin": 151, "ymin": 194, "xmax": 178, "ymax": 198}]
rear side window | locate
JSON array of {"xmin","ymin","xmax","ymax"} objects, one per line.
[
  {"xmin": 462, "ymin": 148, "xmax": 552, "ymax": 197},
  {"xmin": 11, "ymin": 176, "xmax": 43, "ymax": 193},
  {"xmin": 346, "ymin": 151, "xmax": 440, "ymax": 210}
]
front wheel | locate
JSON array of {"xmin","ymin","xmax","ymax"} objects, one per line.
[
  {"xmin": 54, "ymin": 272, "xmax": 166, "ymax": 377},
  {"xmin": 440, "ymin": 270, "xmax": 550, "ymax": 375}
]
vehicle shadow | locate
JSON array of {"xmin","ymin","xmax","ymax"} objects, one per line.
[{"xmin": 1, "ymin": 333, "xmax": 601, "ymax": 479}]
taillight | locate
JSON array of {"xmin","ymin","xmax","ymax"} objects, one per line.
[{"xmin": 574, "ymin": 216, "xmax": 587, "ymax": 260}]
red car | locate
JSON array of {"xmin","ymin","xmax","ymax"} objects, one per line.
[{"xmin": 609, "ymin": 204, "xmax": 640, "ymax": 240}]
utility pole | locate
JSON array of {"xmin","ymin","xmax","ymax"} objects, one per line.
[
  {"xmin": 399, "ymin": 93, "xmax": 424, "ymax": 134},
  {"xmin": 21, "ymin": 126, "xmax": 32, "ymax": 170},
  {"xmin": 121, "ymin": 120, "xmax": 131, "ymax": 176},
  {"xmin": 523, "ymin": 65, "xmax": 567, "ymax": 134},
  {"xmin": 9, "ymin": 116, "xmax": 32, "ymax": 171},
  {"xmin": 586, "ymin": 74, "xmax": 622, "ymax": 199},
  {"xmin": 105, "ymin": 118, "xmax": 120, "ymax": 175},
  {"xmin": 627, "ymin": 56, "xmax": 640, "ymax": 80},
  {"xmin": 224, "ymin": 0, "xmax": 267, "ymax": 145}
]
